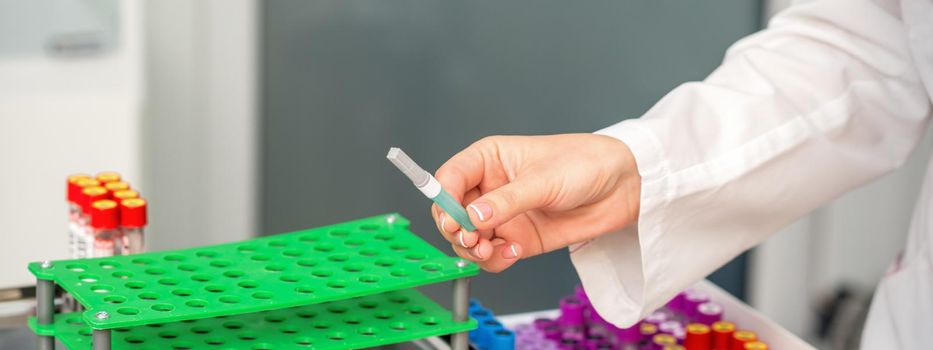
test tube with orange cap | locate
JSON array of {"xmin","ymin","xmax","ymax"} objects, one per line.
[
  {"xmin": 78, "ymin": 185, "xmax": 109, "ymax": 258},
  {"xmin": 684, "ymin": 323, "xmax": 712, "ymax": 350},
  {"xmin": 66, "ymin": 175, "xmax": 91, "ymax": 258},
  {"xmin": 89, "ymin": 199, "xmax": 121, "ymax": 257},
  {"xmin": 731, "ymin": 330, "xmax": 757, "ymax": 350},
  {"xmin": 121, "ymin": 198, "xmax": 147, "ymax": 254},
  {"xmin": 95, "ymin": 171, "xmax": 121, "ymax": 184},
  {"xmin": 711, "ymin": 321, "xmax": 736, "ymax": 350}
]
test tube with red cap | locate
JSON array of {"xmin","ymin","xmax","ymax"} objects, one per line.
[
  {"xmin": 730, "ymin": 331, "xmax": 757, "ymax": 350},
  {"xmin": 711, "ymin": 321, "xmax": 735, "ymax": 350},
  {"xmin": 95, "ymin": 171, "xmax": 121, "ymax": 184},
  {"xmin": 78, "ymin": 186, "xmax": 109, "ymax": 258},
  {"xmin": 104, "ymin": 181, "xmax": 130, "ymax": 194},
  {"xmin": 89, "ymin": 199, "xmax": 120, "ymax": 257},
  {"xmin": 684, "ymin": 323, "xmax": 711, "ymax": 350},
  {"xmin": 66, "ymin": 175, "xmax": 92, "ymax": 258},
  {"xmin": 112, "ymin": 189, "xmax": 139, "ymax": 204},
  {"xmin": 121, "ymin": 198, "xmax": 147, "ymax": 254}
]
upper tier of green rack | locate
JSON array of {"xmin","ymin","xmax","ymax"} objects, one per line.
[
  {"xmin": 30, "ymin": 288, "xmax": 476, "ymax": 350},
  {"xmin": 29, "ymin": 214, "xmax": 479, "ymax": 329}
]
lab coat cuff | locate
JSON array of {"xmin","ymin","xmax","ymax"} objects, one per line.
[{"xmin": 569, "ymin": 119, "xmax": 673, "ymax": 328}]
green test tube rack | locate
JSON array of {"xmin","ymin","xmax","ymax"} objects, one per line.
[{"xmin": 28, "ymin": 214, "xmax": 479, "ymax": 350}]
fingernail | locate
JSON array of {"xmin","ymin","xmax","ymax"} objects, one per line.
[
  {"xmin": 439, "ymin": 214, "xmax": 448, "ymax": 232},
  {"xmin": 472, "ymin": 245, "xmax": 486, "ymax": 260},
  {"xmin": 468, "ymin": 203, "xmax": 493, "ymax": 222},
  {"xmin": 503, "ymin": 243, "xmax": 521, "ymax": 259},
  {"xmin": 457, "ymin": 230, "xmax": 477, "ymax": 248}
]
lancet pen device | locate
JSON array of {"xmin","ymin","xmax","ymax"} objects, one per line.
[{"xmin": 386, "ymin": 147, "xmax": 477, "ymax": 232}]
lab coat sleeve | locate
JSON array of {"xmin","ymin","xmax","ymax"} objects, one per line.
[{"xmin": 571, "ymin": 0, "xmax": 932, "ymax": 327}]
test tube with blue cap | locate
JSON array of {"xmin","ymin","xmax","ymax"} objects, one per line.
[{"xmin": 386, "ymin": 147, "xmax": 477, "ymax": 232}]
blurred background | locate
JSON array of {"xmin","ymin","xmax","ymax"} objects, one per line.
[{"xmin": 1, "ymin": 1, "xmax": 930, "ymax": 349}]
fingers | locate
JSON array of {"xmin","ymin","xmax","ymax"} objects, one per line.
[
  {"xmin": 433, "ymin": 189, "xmax": 483, "ymax": 249},
  {"xmin": 434, "ymin": 143, "xmax": 488, "ymax": 203},
  {"xmin": 450, "ymin": 238, "xmax": 523, "ymax": 273},
  {"xmin": 465, "ymin": 175, "xmax": 552, "ymax": 231}
]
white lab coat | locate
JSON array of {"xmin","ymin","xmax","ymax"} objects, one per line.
[{"xmin": 569, "ymin": 0, "xmax": 933, "ymax": 348}]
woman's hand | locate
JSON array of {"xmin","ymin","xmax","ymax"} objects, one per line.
[{"xmin": 431, "ymin": 133, "xmax": 641, "ymax": 272}]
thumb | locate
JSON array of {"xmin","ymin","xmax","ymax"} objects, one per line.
[{"xmin": 465, "ymin": 176, "xmax": 552, "ymax": 230}]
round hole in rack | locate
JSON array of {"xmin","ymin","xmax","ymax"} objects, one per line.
[
  {"xmin": 131, "ymin": 258, "xmax": 156, "ymax": 266},
  {"xmin": 172, "ymin": 288, "xmax": 193, "ymax": 297},
  {"xmin": 158, "ymin": 331, "xmax": 179, "ymax": 339},
  {"xmin": 191, "ymin": 326, "xmax": 212, "ymax": 334},
  {"xmin": 209, "ymin": 259, "xmax": 233, "ymax": 268},
  {"xmin": 178, "ymin": 264, "xmax": 199, "ymax": 272},
  {"xmin": 252, "ymin": 291, "xmax": 274, "ymax": 300},
  {"xmin": 115, "ymin": 327, "xmax": 132, "ymax": 332},
  {"xmin": 112, "ymin": 271, "xmax": 133, "ymax": 279},
  {"xmin": 219, "ymin": 295, "xmax": 240, "ymax": 304},
  {"xmin": 296, "ymin": 310, "xmax": 317, "ymax": 319},
  {"xmin": 390, "ymin": 243, "xmax": 409, "ymax": 251},
  {"xmin": 67, "ymin": 317, "xmax": 83, "ymax": 325},
  {"xmin": 125, "ymin": 281, "xmax": 147, "ymax": 289},
  {"xmin": 282, "ymin": 249, "xmax": 304, "ymax": 257},
  {"xmin": 294, "ymin": 285, "xmax": 314, "ymax": 294},
  {"xmin": 172, "ymin": 341, "xmax": 194, "ymax": 349},
  {"xmin": 420, "ymin": 263, "xmax": 442, "ymax": 272},
  {"xmin": 344, "ymin": 238, "xmax": 364, "ymax": 247},
  {"xmin": 268, "ymin": 239, "xmax": 288, "ymax": 248},
  {"xmin": 164, "ymin": 254, "xmax": 186, "ymax": 262},
  {"xmin": 66, "ymin": 263, "xmax": 87, "ymax": 272},
  {"xmin": 329, "ymin": 229, "xmax": 350, "ymax": 237},
  {"xmin": 157, "ymin": 278, "xmax": 179, "ymax": 286},
  {"xmin": 358, "ymin": 327, "xmax": 378, "ymax": 336},
  {"xmin": 298, "ymin": 234, "xmax": 320, "ymax": 243},
  {"xmin": 280, "ymin": 325, "xmax": 299, "ymax": 334},
  {"xmin": 117, "ymin": 307, "xmax": 140, "ymax": 315},
  {"xmin": 312, "ymin": 321, "xmax": 331, "ymax": 329},
  {"xmin": 250, "ymin": 254, "xmax": 271, "ymax": 262},
  {"xmin": 296, "ymin": 259, "xmax": 318, "ymax": 268},
  {"xmin": 264, "ymin": 314, "xmax": 286, "ymax": 323},
  {"xmin": 390, "ymin": 269, "xmax": 410, "ymax": 278},
  {"xmin": 358, "ymin": 275, "xmax": 380, "ymax": 284},
  {"xmin": 374, "ymin": 311, "xmax": 394, "ymax": 320},
  {"xmin": 205, "ymin": 285, "xmax": 227, "ymax": 293},
  {"xmin": 90, "ymin": 284, "xmax": 113, "ymax": 293},
  {"xmin": 196, "ymin": 250, "xmax": 218, "ymax": 258},
  {"xmin": 327, "ymin": 305, "xmax": 348, "ymax": 314},
  {"xmin": 405, "ymin": 253, "xmax": 426, "ymax": 261},
  {"xmin": 265, "ymin": 264, "xmax": 286, "ymax": 272},
  {"xmin": 223, "ymin": 270, "xmax": 245, "ymax": 278},
  {"xmin": 390, "ymin": 322, "xmax": 407, "ymax": 331},
  {"xmin": 360, "ymin": 224, "xmax": 380, "ymax": 231},
  {"xmin": 138, "ymin": 292, "xmax": 160, "ymax": 300},
  {"xmin": 343, "ymin": 316, "xmax": 361, "ymax": 325},
  {"xmin": 103, "ymin": 295, "xmax": 127, "ymax": 304},
  {"xmin": 279, "ymin": 274, "xmax": 301, "ymax": 283},
  {"xmin": 358, "ymin": 300, "xmax": 378, "ymax": 309},
  {"xmin": 389, "ymin": 295, "xmax": 410, "ymax": 304},
  {"xmin": 191, "ymin": 274, "xmax": 214, "ymax": 282},
  {"xmin": 237, "ymin": 280, "xmax": 259, "ymax": 289},
  {"xmin": 294, "ymin": 337, "xmax": 313, "ymax": 346},
  {"xmin": 223, "ymin": 321, "xmax": 245, "ymax": 329},
  {"xmin": 204, "ymin": 337, "xmax": 225, "ymax": 345},
  {"xmin": 152, "ymin": 303, "xmax": 175, "ymax": 312},
  {"xmin": 237, "ymin": 245, "xmax": 258, "ymax": 254},
  {"xmin": 375, "ymin": 259, "xmax": 396, "ymax": 267},
  {"xmin": 125, "ymin": 336, "xmax": 145, "ymax": 344},
  {"xmin": 359, "ymin": 248, "xmax": 379, "ymax": 257},
  {"xmin": 238, "ymin": 332, "xmax": 258, "ymax": 341},
  {"xmin": 313, "ymin": 243, "xmax": 335, "ymax": 252},
  {"xmin": 342, "ymin": 263, "xmax": 365, "ymax": 273},
  {"xmin": 144, "ymin": 267, "xmax": 167, "ymax": 275},
  {"xmin": 185, "ymin": 299, "xmax": 208, "ymax": 308},
  {"xmin": 78, "ymin": 329, "xmax": 92, "ymax": 337},
  {"xmin": 328, "ymin": 332, "xmax": 347, "ymax": 341},
  {"xmin": 326, "ymin": 280, "xmax": 347, "ymax": 289},
  {"xmin": 99, "ymin": 261, "xmax": 120, "ymax": 269},
  {"xmin": 407, "ymin": 306, "xmax": 426, "ymax": 315},
  {"xmin": 327, "ymin": 254, "xmax": 349, "ymax": 262},
  {"xmin": 471, "ymin": 310, "xmax": 489, "ymax": 318},
  {"xmin": 420, "ymin": 316, "xmax": 439, "ymax": 326},
  {"xmin": 252, "ymin": 343, "xmax": 274, "ymax": 350},
  {"xmin": 311, "ymin": 269, "xmax": 332, "ymax": 278},
  {"xmin": 78, "ymin": 274, "xmax": 99, "ymax": 283},
  {"xmin": 374, "ymin": 232, "xmax": 394, "ymax": 241}
]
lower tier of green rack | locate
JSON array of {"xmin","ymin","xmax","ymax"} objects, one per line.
[{"xmin": 30, "ymin": 288, "xmax": 476, "ymax": 350}]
